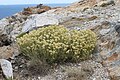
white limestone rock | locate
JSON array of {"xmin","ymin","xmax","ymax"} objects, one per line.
[
  {"xmin": 0, "ymin": 18, "xmax": 9, "ymax": 30},
  {"xmin": 0, "ymin": 59, "xmax": 13, "ymax": 80},
  {"xmin": 22, "ymin": 14, "xmax": 59, "ymax": 33}
]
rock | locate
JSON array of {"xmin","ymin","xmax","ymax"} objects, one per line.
[
  {"xmin": 41, "ymin": 6, "xmax": 51, "ymax": 10},
  {"xmin": 0, "ymin": 12, "xmax": 28, "ymax": 38},
  {"xmin": 37, "ymin": 6, "xmax": 51, "ymax": 14},
  {"xmin": 96, "ymin": 0, "xmax": 115, "ymax": 7},
  {"xmin": 102, "ymin": 49, "xmax": 120, "ymax": 79},
  {"xmin": 0, "ymin": 19, "xmax": 14, "ymax": 41},
  {"xmin": 105, "ymin": 53, "xmax": 119, "ymax": 63},
  {"xmin": 23, "ymin": 7, "xmax": 32, "ymax": 12},
  {"xmin": 81, "ymin": 6, "xmax": 89, "ymax": 11},
  {"xmin": 108, "ymin": 66, "xmax": 120, "ymax": 79},
  {"xmin": 69, "ymin": 0, "xmax": 116, "ymax": 10},
  {"xmin": 0, "ymin": 18, "xmax": 9, "ymax": 29},
  {"xmin": 0, "ymin": 44, "xmax": 19, "ymax": 59},
  {"xmin": 22, "ymin": 7, "xmax": 33, "ymax": 15},
  {"xmin": 0, "ymin": 30, "xmax": 12, "ymax": 47},
  {"xmin": 0, "ymin": 0, "xmax": 120, "ymax": 79},
  {"xmin": 22, "ymin": 5, "xmax": 51, "ymax": 15},
  {"xmin": 36, "ymin": 4, "xmax": 43, "ymax": 8},
  {"xmin": 0, "ymin": 59, "xmax": 13, "ymax": 80},
  {"xmin": 115, "ymin": 22, "xmax": 120, "ymax": 36},
  {"xmin": 116, "ymin": 38, "xmax": 120, "ymax": 46},
  {"xmin": 22, "ymin": 14, "xmax": 59, "ymax": 32},
  {"xmin": 37, "ymin": 9, "xmax": 47, "ymax": 14},
  {"xmin": 100, "ymin": 28, "xmax": 110, "ymax": 35},
  {"xmin": 70, "ymin": 0, "xmax": 97, "ymax": 8},
  {"xmin": 88, "ymin": 15, "xmax": 98, "ymax": 21},
  {"xmin": 22, "ymin": 11, "xmax": 33, "ymax": 16},
  {"xmin": 0, "ymin": 19, "xmax": 11, "ymax": 35}
]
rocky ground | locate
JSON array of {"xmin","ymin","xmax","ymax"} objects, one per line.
[{"xmin": 0, "ymin": 0, "xmax": 120, "ymax": 80}]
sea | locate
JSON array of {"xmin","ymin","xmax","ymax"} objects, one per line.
[{"xmin": 0, "ymin": 4, "xmax": 69, "ymax": 19}]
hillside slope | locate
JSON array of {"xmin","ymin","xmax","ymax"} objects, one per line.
[{"xmin": 0, "ymin": 0, "xmax": 120, "ymax": 80}]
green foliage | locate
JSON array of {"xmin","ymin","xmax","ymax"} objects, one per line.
[
  {"xmin": 5, "ymin": 77, "xmax": 13, "ymax": 80},
  {"xmin": 17, "ymin": 25, "xmax": 97, "ymax": 64},
  {"xmin": 16, "ymin": 32, "xmax": 27, "ymax": 38}
]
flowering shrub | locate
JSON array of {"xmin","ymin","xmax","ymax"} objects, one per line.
[{"xmin": 17, "ymin": 25, "xmax": 97, "ymax": 64}]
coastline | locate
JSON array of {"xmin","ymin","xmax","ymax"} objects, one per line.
[{"xmin": 0, "ymin": 4, "xmax": 69, "ymax": 19}]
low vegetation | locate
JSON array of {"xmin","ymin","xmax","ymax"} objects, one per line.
[{"xmin": 17, "ymin": 25, "xmax": 97, "ymax": 64}]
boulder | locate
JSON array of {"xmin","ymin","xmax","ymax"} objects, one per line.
[
  {"xmin": 0, "ymin": 59, "xmax": 13, "ymax": 80},
  {"xmin": 22, "ymin": 14, "xmax": 59, "ymax": 32}
]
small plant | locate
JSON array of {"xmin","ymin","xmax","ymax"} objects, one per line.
[
  {"xmin": 5, "ymin": 77, "xmax": 13, "ymax": 80},
  {"xmin": 17, "ymin": 25, "xmax": 97, "ymax": 64},
  {"xmin": 16, "ymin": 32, "xmax": 27, "ymax": 38}
]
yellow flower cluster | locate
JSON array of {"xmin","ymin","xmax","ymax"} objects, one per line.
[{"xmin": 17, "ymin": 25, "xmax": 97, "ymax": 64}]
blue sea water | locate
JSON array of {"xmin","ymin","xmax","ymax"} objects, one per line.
[{"xmin": 0, "ymin": 4, "xmax": 69, "ymax": 19}]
